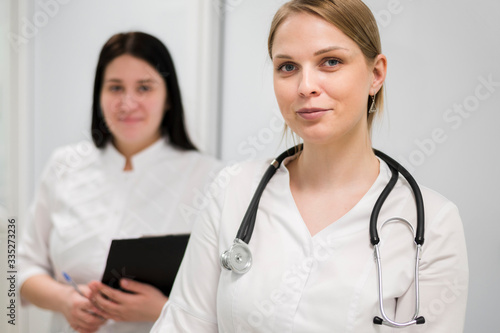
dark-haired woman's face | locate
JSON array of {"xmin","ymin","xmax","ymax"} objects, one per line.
[{"xmin": 100, "ymin": 54, "xmax": 168, "ymax": 153}]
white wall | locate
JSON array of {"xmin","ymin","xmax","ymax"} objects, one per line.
[
  {"xmin": 220, "ymin": 0, "xmax": 500, "ymax": 332},
  {"xmin": 1, "ymin": 0, "xmax": 31, "ymax": 332},
  {"xmin": 1, "ymin": 1, "xmax": 13, "ymax": 332}
]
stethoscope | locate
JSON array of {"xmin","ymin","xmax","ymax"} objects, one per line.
[{"xmin": 220, "ymin": 144, "xmax": 426, "ymax": 328}]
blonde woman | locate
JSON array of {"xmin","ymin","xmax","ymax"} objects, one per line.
[{"xmin": 152, "ymin": 1, "xmax": 468, "ymax": 332}]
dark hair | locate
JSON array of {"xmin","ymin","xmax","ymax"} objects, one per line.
[{"xmin": 91, "ymin": 31, "xmax": 197, "ymax": 150}]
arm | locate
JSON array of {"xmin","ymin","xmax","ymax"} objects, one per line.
[
  {"xmin": 21, "ymin": 275, "xmax": 104, "ymax": 333},
  {"xmin": 395, "ymin": 202, "xmax": 469, "ymax": 332},
  {"xmin": 151, "ymin": 185, "xmax": 224, "ymax": 332},
  {"xmin": 19, "ymin": 150, "xmax": 105, "ymax": 333},
  {"xmin": 87, "ymin": 279, "xmax": 167, "ymax": 322}
]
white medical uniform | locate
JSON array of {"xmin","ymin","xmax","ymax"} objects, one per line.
[
  {"xmin": 19, "ymin": 139, "xmax": 223, "ymax": 333},
  {"xmin": 151, "ymin": 156, "xmax": 469, "ymax": 333}
]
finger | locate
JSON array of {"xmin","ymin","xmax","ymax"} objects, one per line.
[
  {"xmin": 76, "ymin": 323, "xmax": 100, "ymax": 333},
  {"xmin": 76, "ymin": 297, "xmax": 103, "ymax": 318},
  {"xmin": 87, "ymin": 280, "xmax": 101, "ymax": 290},
  {"xmin": 76, "ymin": 284, "xmax": 93, "ymax": 298},
  {"xmin": 82, "ymin": 298, "xmax": 103, "ymax": 316},
  {"xmin": 92, "ymin": 291, "xmax": 122, "ymax": 317},
  {"xmin": 94, "ymin": 284, "xmax": 123, "ymax": 304},
  {"xmin": 75, "ymin": 326, "xmax": 99, "ymax": 333},
  {"xmin": 88, "ymin": 294, "xmax": 109, "ymax": 320},
  {"xmin": 74, "ymin": 320, "xmax": 100, "ymax": 333},
  {"xmin": 75, "ymin": 320, "xmax": 103, "ymax": 333},
  {"xmin": 81, "ymin": 309, "xmax": 105, "ymax": 325},
  {"xmin": 75, "ymin": 308, "xmax": 106, "ymax": 329},
  {"xmin": 85, "ymin": 309, "xmax": 107, "ymax": 322},
  {"xmin": 86, "ymin": 280, "xmax": 106, "ymax": 298},
  {"xmin": 119, "ymin": 278, "xmax": 147, "ymax": 293},
  {"xmin": 74, "ymin": 298, "xmax": 107, "ymax": 323}
]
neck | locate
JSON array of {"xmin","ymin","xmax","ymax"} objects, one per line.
[
  {"xmin": 289, "ymin": 135, "xmax": 379, "ymax": 191},
  {"xmin": 113, "ymin": 136, "xmax": 161, "ymax": 171}
]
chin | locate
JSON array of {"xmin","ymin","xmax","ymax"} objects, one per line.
[
  {"xmin": 114, "ymin": 133, "xmax": 144, "ymax": 144},
  {"xmin": 294, "ymin": 128, "xmax": 338, "ymax": 145}
]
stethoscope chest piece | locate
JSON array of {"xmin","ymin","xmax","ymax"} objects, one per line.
[{"xmin": 220, "ymin": 238, "xmax": 252, "ymax": 274}]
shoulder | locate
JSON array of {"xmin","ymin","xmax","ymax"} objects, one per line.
[
  {"xmin": 419, "ymin": 185, "xmax": 456, "ymax": 211},
  {"xmin": 419, "ymin": 185, "xmax": 462, "ymax": 227},
  {"xmin": 396, "ymin": 178, "xmax": 462, "ymax": 231},
  {"xmin": 379, "ymin": 158, "xmax": 461, "ymax": 227},
  {"xmin": 201, "ymin": 159, "xmax": 270, "ymax": 210},
  {"xmin": 183, "ymin": 149, "xmax": 225, "ymax": 171},
  {"xmin": 49, "ymin": 141, "xmax": 99, "ymax": 165},
  {"xmin": 156, "ymin": 144, "xmax": 223, "ymax": 171},
  {"xmin": 196, "ymin": 159, "xmax": 270, "ymax": 231},
  {"xmin": 44, "ymin": 141, "xmax": 100, "ymax": 180},
  {"xmin": 219, "ymin": 159, "xmax": 271, "ymax": 189}
]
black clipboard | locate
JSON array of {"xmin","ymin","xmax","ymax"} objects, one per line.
[{"xmin": 101, "ymin": 234, "xmax": 190, "ymax": 296}]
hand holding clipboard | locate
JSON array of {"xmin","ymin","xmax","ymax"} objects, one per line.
[{"xmin": 101, "ymin": 234, "xmax": 190, "ymax": 296}]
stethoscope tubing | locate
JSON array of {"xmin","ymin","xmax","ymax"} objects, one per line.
[
  {"xmin": 236, "ymin": 146, "xmax": 425, "ymax": 247},
  {"xmin": 222, "ymin": 144, "xmax": 426, "ymax": 327},
  {"xmin": 372, "ymin": 150, "xmax": 425, "ymax": 246},
  {"xmin": 235, "ymin": 145, "xmax": 301, "ymax": 243}
]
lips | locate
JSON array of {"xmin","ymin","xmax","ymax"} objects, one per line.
[
  {"xmin": 296, "ymin": 108, "xmax": 332, "ymax": 120},
  {"xmin": 119, "ymin": 117, "xmax": 143, "ymax": 123}
]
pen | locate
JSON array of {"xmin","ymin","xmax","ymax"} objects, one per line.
[{"xmin": 62, "ymin": 272, "xmax": 85, "ymax": 297}]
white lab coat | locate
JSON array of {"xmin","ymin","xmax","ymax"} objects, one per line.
[
  {"xmin": 151, "ymin": 156, "xmax": 468, "ymax": 332},
  {"xmin": 19, "ymin": 139, "xmax": 223, "ymax": 333}
]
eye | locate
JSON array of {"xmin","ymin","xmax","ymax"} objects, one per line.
[
  {"xmin": 277, "ymin": 63, "xmax": 297, "ymax": 73},
  {"xmin": 322, "ymin": 58, "xmax": 341, "ymax": 68},
  {"xmin": 138, "ymin": 85, "xmax": 152, "ymax": 92},
  {"xmin": 108, "ymin": 85, "xmax": 123, "ymax": 92}
]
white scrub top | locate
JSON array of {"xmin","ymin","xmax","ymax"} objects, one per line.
[
  {"xmin": 19, "ymin": 139, "xmax": 223, "ymax": 333},
  {"xmin": 151, "ymin": 156, "xmax": 468, "ymax": 332}
]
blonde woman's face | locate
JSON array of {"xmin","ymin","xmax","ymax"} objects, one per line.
[{"xmin": 272, "ymin": 12, "xmax": 382, "ymax": 146}]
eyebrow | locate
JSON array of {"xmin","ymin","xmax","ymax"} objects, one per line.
[
  {"xmin": 314, "ymin": 46, "xmax": 350, "ymax": 56},
  {"xmin": 274, "ymin": 54, "xmax": 293, "ymax": 60},
  {"xmin": 274, "ymin": 46, "xmax": 350, "ymax": 60},
  {"xmin": 104, "ymin": 78, "xmax": 122, "ymax": 83},
  {"xmin": 103, "ymin": 78, "xmax": 158, "ymax": 84},
  {"xmin": 137, "ymin": 79, "xmax": 158, "ymax": 84}
]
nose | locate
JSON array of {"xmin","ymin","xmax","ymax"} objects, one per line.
[
  {"xmin": 298, "ymin": 68, "xmax": 321, "ymax": 97},
  {"xmin": 120, "ymin": 92, "xmax": 139, "ymax": 111}
]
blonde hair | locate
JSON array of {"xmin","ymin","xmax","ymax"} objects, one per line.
[{"xmin": 268, "ymin": 0, "xmax": 384, "ymax": 129}]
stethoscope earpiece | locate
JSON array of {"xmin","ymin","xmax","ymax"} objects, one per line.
[{"xmin": 220, "ymin": 239, "xmax": 252, "ymax": 274}]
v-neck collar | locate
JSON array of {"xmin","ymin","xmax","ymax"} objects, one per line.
[{"xmin": 278, "ymin": 156, "xmax": 392, "ymax": 241}]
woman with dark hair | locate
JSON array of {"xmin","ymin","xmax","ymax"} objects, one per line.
[
  {"xmin": 19, "ymin": 32, "xmax": 222, "ymax": 333},
  {"xmin": 90, "ymin": 31, "xmax": 197, "ymax": 152}
]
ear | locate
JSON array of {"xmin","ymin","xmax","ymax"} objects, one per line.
[{"xmin": 370, "ymin": 54, "xmax": 387, "ymax": 96}]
